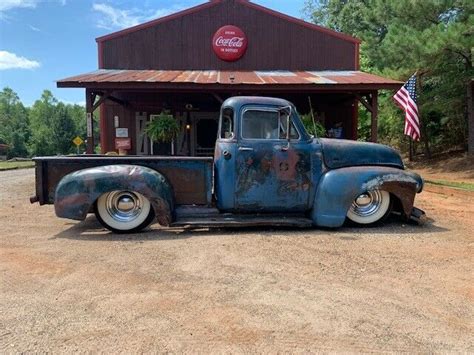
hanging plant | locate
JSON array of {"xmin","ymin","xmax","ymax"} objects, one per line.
[{"xmin": 145, "ymin": 111, "xmax": 180, "ymax": 143}]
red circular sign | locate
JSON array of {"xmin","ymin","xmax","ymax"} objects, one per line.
[{"xmin": 212, "ymin": 25, "xmax": 248, "ymax": 62}]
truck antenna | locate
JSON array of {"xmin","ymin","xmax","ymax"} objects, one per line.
[{"xmin": 308, "ymin": 96, "xmax": 318, "ymax": 136}]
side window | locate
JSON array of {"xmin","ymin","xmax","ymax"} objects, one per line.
[
  {"xmin": 242, "ymin": 109, "xmax": 300, "ymax": 140},
  {"xmin": 242, "ymin": 110, "xmax": 279, "ymax": 139},
  {"xmin": 220, "ymin": 107, "xmax": 234, "ymax": 139}
]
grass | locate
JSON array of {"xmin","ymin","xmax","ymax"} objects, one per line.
[
  {"xmin": 426, "ymin": 179, "xmax": 474, "ymax": 192},
  {"xmin": 0, "ymin": 160, "xmax": 35, "ymax": 171}
]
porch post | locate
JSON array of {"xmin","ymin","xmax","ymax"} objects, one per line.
[
  {"xmin": 85, "ymin": 88, "xmax": 95, "ymax": 154},
  {"xmin": 370, "ymin": 91, "xmax": 378, "ymax": 142}
]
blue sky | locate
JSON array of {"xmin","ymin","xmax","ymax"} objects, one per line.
[{"xmin": 0, "ymin": 0, "xmax": 308, "ymax": 106}]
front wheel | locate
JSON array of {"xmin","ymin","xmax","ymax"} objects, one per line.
[
  {"xmin": 95, "ymin": 190, "xmax": 155, "ymax": 233},
  {"xmin": 346, "ymin": 190, "xmax": 391, "ymax": 226}
]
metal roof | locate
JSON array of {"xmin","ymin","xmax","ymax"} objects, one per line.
[{"xmin": 57, "ymin": 70, "xmax": 402, "ymax": 89}]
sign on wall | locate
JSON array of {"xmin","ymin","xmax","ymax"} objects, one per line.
[
  {"xmin": 115, "ymin": 128, "xmax": 129, "ymax": 138},
  {"xmin": 115, "ymin": 137, "xmax": 131, "ymax": 150},
  {"xmin": 212, "ymin": 25, "xmax": 248, "ymax": 62}
]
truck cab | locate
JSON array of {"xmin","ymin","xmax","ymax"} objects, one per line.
[
  {"xmin": 214, "ymin": 97, "xmax": 319, "ymax": 212},
  {"xmin": 32, "ymin": 96, "xmax": 424, "ymax": 234}
]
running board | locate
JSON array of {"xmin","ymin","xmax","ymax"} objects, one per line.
[{"xmin": 172, "ymin": 208, "xmax": 313, "ymax": 229}]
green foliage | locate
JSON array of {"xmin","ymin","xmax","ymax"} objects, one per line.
[
  {"xmin": 304, "ymin": 0, "xmax": 473, "ymax": 154},
  {"xmin": 145, "ymin": 111, "xmax": 180, "ymax": 143},
  {"xmin": 0, "ymin": 87, "xmax": 88, "ymax": 157},
  {"xmin": 0, "ymin": 88, "xmax": 30, "ymax": 158},
  {"xmin": 300, "ymin": 113, "xmax": 327, "ymax": 137},
  {"xmin": 51, "ymin": 103, "xmax": 77, "ymax": 154}
]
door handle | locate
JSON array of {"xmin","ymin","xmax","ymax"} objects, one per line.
[{"xmin": 239, "ymin": 147, "xmax": 254, "ymax": 152}]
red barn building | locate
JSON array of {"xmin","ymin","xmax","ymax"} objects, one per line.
[{"xmin": 58, "ymin": 0, "xmax": 401, "ymax": 155}]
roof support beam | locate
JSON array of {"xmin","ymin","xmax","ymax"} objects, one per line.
[
  {"xmin": 370, "ymin": 91, "xmax": 378, "ymax": 143},
  {"xmin": 85, "ymin": 89, "xmax": 129, "ymax": 154},
  {"xmin": 354, "ymin": 93, "xmax": 373, "ymax": 113},
  {"xmin": 92, "ymin": 91, "xmax": 111, "ymax": 111},
  {"xmin": 85, "ymin": 89, "xmax": 95, "ymax": 154},
  {"xmin": 355, "ymin": 91, "xmax": 378, "ymax": 142}
]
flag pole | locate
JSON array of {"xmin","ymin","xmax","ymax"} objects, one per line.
[
  {"xmin": 393, "ymin": 71, "xmax": 422, "ymax": 160},
  {"xmin": 417, "ymin": 70, "xmax": 431, "ymax": 159}
]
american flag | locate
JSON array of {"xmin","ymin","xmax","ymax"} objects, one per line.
[{"xmin": 393, "ymin": 74, "xmax": 421, "ymax": 141}]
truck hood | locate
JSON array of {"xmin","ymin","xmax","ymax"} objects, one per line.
[{"xmin": 320, "ymin": 138, "xmax": 404, "ymax": 170}]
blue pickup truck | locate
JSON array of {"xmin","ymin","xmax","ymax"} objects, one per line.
[{"xmin": 31, "ymin": 96, "xmax": 424, "ymax": 233}]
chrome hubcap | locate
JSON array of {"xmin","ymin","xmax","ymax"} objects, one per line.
[
  {"xmin": 351, "ymin": 190, "xmax": 383, "ymax": 217},
  {"xmin": 105, "ymin": 191, "xmax": 144, "ymax": 222}
]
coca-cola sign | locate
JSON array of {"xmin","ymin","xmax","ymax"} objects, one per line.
[{"xmin": 212, "ymin": 25, "xmax": 248, "ymax": 62}]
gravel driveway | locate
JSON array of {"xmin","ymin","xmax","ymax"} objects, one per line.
[{"xmin": 1, "ymin": 168, "xmax": 473, "ymax": 352}]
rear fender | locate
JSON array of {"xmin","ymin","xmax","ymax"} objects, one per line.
[
  {"xmin": 311, "ymin": 166, "xmax": 422, "ymax": 227},
  {"xmin": 54, "ymin": 165, "xmax": 174, "ymax": 226}
]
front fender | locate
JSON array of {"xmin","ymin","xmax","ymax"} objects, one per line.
[
  {"xmin": 54, "ymin": 165, "xmax": 174, "ymax": 226},
  {"xmin": 311, "ymin": 166, "xmax": 423, "ymax": 227}
]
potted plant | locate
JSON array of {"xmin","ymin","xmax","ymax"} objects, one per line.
[{"xmin": 145, "ymin": 111, "xmax": 180, "ymax": 155}]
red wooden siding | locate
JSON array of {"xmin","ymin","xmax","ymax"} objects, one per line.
[{"xmin": 99, "ymin": 0, "xmax": 357, "ymax": 71}]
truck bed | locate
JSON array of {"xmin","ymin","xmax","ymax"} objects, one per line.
[{"xmin": 32, "ymin": 155, "xmax": 213, "ymax": 206}]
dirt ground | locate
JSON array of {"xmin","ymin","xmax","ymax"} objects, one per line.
[
  {"xmin": 1, "ymin": 168, "xmax": 473, "ymax": 353},
  {"xmin": 406, "ymin": 151, "xmax": 474, "ymax": 184}
]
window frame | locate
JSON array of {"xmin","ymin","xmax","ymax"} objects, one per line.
[
  {"xmin": 218, "ymin": 106, "xmax": 235, "ymax": 141},
  {"xmin": 240, "ymin": 106, "xmax": 301, "ymax": 142}
]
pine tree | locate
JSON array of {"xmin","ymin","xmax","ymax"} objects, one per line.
[{"xmin": 304, "ymin": 0, "xmax": 474, "ymax": 153}]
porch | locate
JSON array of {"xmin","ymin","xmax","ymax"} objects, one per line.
[{"xmin": 57, "ymin": 69, "xmax": 402, "ymax": 155}]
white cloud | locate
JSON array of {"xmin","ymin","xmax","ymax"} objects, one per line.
[
  {"xmin": 92, "ymin": 3, "xmax": 184, "ymax": 30},
  {"xmin": 0, "ymin": 50, "xmax": 40, "ymax": 70},
  {"xmin": 0, "ymin": 0, "xmax": 37, "ymax": 12},
  {"xmin": 0, "ymin": 0, "xmax": 66, "ymax": 19},
  {"xmin": 28, "ymin": 24, "xmax": 40, "ymax": 32}
]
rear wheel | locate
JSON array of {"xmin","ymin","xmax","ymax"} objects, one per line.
[
  {"xmin": 95, "ymin": 190, "xmax": 155, "ymax": 233},
  {"xmin": 346, "ymin": 190, "xmax": 391, "ymax": 225}
]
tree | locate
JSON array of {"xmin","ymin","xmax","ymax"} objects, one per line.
[
  {"xmin": 304, "ymin": 0, "xmax": 474, "ymax": 154},
  {"xmin": 0, "ymin": 87, "xmax": 30, "ymax": 158},
  {"xmin": 29, "ymin": 90, "xmax": 58, "ymax": 156},
  {"xmin": 28, "ymin": 90, "xmax": 85, "ymax": 156},
  {"xmin": 51, "ymin": 103, "xmax": 76, "ymax": 154}
]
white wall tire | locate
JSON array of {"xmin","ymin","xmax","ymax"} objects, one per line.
[
  {"xmin": 95, "ymin": 190, "xmax": 155, "ymax": 233},
  {"xmin": 347, "ymin": 190, "xmax": 391, "ymax": 225}
]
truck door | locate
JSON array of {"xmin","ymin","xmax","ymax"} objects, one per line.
[{"xmin": 235, "ymin": 106, "xmax": 311, "ymax": 212}]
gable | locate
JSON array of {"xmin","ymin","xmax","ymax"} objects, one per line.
[{"xmin": 98, "ymin": 0, "xmax": 359, "ymax": 71}]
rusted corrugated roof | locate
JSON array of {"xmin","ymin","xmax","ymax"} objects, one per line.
[{"xmin": 57, "ymin": 70, "xmax": 402, "ymax": 88}]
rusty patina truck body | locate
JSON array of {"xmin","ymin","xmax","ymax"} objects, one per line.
[{"xmin": 31, "ymin": 97, "xmax": 424, "ymax": 233}]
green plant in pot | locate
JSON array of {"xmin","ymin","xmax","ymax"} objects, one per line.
[{"xmin": 145, "ymin": 111, "xmax": 180, "ymax": 145}]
